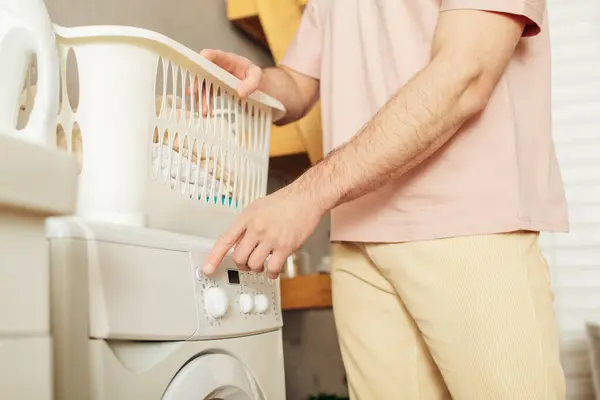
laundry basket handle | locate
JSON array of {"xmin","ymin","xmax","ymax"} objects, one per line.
[{"xmin": 0, "ymin": 0, "xmax": 59, "ymax": 145}]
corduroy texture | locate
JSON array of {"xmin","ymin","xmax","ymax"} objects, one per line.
[{"xmin": 331, "ymin": 232, "xmax": 565, "ymax": 399}]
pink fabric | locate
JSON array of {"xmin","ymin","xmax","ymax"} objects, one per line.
[{"xmin": 282, "ymin": 0, "xmax": 568, "ymax": 243}]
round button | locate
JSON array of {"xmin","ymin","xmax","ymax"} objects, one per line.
[
  {"xmin": 239, "ymin": 293, "xmax": 254, "ymax": 314},
  {"xmin": 195, "ymin": 266, "xmax": 203, "ymax": 281},
  {"xmin": 254, "ymin": 294, "xmax": 269, "ymax": 314},
  {"xmin": 204, "ymin": 286, "xmax": 229, "ymax": 318}
]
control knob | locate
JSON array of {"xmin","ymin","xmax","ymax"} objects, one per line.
[
  {"xmin": 204, "ymin": 286, "xmax": 229, "ymax": 318},
  {"xmin": 239, "ymin": 293, "xmax": 254, "ymax": 314},
  {"xmin": 254, "ymin": 294, "xmax": 269, "ymax": 314}
]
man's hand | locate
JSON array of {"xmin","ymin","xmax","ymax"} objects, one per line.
[
  {"xmin": 199, "ymin": 49, "xmax": 320, "ymax": 125},
  {"xmin": 202, "ymin": 185, "xmax": 325, "ymax": 279},
  {"xmin": 188, "ymin": 50, "xmax": 263, "ymax": 115},
  {"xmin": 200, "ymin": 49, "xmax": 263, "ymax": 98}
]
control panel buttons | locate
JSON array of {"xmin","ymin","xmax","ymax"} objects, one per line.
[
  {"xmin": 239, "ymin": 293, "xmax": 254, "ymax": 314},
  {"xmin": 195, "ymin": 266, "xmax": 203, "ymax": 281},
  {"xmin": 204, "ymin": 286, "xmax": 229, "ymax": 318},
  {"xmin": 254, "ymin": 294, "xmax": 269, "ymax": 314}
]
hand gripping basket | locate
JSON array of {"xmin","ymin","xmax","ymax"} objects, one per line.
[{"xmin": 24, "ymin": 25, "xmax": 285, "ymax": 238}]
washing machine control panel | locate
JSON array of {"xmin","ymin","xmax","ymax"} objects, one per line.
[{"xmin": 190, "ymin": 251, "xmax": 282, "ymax": 340}]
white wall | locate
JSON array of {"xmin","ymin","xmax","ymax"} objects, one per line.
[{"xmin": 543, "ymin": 0, "xmax": 600, "ymax": 398}]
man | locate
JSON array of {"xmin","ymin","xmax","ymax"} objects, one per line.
[{"xmin": 202, "ymin": 1, "xmax": 568, "ymax": 398}]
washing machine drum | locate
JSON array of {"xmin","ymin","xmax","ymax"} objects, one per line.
[{"xmin": 162, "ymin": 353, "xmax": 262, "ymax": 400}]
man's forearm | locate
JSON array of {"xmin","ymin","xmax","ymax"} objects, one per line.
[
  {"xmin": 290, "ymin": 10, "xmax": 526, "ymax": 213},
  {"xmin": 259, "ymin": 67, "xmax": 316, "ymax": 125},
  {"xmin": 294, "ymin": 55, "xmax": 480, "ymax": 210}
]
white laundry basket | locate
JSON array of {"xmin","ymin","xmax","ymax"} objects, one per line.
[{"xmin": 30, "ymin": 24, "xmax": 285, "ymax": 238}]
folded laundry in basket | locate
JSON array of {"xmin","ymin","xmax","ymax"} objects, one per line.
[
  {"xmin": 157, "ymin": 95, "xmax": 238, "ymax": 179},
  {"xmin": 151, "ymin": 143, "xmax": 236, "ymax": 201},
  {"xmin": 156, "ymin": 95, "xmax": 195, "ymax": 122}
]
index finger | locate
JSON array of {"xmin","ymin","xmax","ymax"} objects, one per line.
[
  {"xmin": 200, "ymin": 49, "xmax": 251, "ymax": 80},
  {"xmin": 237, "ymin": 64, "xmax": 262, "ymax": 98},
  {"xmin": 203, "ymin": 219, "xmax": 246, "ymax": 275}
]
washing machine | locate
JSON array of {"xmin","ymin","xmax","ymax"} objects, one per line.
[
  {"xmin": 46, "ymin": 217, "xmax": 286, "ymax": 400},
  {"xmin": 0, "ymin": 135, "xmax": 78, "ymax": 399}
]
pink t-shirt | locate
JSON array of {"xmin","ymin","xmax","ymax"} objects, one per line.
[{"xmin": 282, "ymin": 0, "xmax": 569, "ymax": 243}]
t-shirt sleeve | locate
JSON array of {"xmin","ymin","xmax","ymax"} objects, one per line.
[
  {"xmin": 280, "ymin": 1, "xmax": 323, "ymax": 79},
  {"xmin": 440, "ymin": 0, "xmax": 546, "ymax": 37}
]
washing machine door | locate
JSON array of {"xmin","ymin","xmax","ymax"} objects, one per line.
[{"xmin": 162, "ymin": 353, "xmax": 262, "ymax": 400}]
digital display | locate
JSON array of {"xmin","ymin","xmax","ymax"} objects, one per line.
[{"xmin": 227, "ymin": 269, "xmax": 240, "ymax": 285}]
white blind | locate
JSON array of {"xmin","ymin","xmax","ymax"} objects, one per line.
[{"xmin": 542, "ymin": 1, "xmax": 600, "ymax": 398}]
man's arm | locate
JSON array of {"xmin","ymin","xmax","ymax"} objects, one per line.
[
  {"xmin": 202, "ymin": 7, "xmax": 542, "ymax": 278},
  {"xmin": 292, "ymin": 9, "xmax": 530, "ymax": 210},
  {"xmin": 259, "ymin": 66, "xmax": 320, "ymax": 125},
  {"xmin": 200, "ymin": 50, "xmax": 319, "ymax": 125}
]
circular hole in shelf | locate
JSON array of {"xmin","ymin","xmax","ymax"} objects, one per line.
[
  {"xmin": 215, "ymin": 86, "xmax": 222, "ymax": 114},
  {"xmin": 155, "ymin": 58, "xmax": 164, "ymax": 117},
  {"xmin": 66, "ymin": 48, "xmax": 79, "ymax": 112},
  {"xmin": 56, "ymin": 124, "xmax": 67, "ymax": 151},
  {"xmin": 175, "ymin": 68, "xmax": 183, "ymax": 124},
  {"xmin": 184, "ymin": 72, "xmax": 192, "ymax": 126},
  {"xmin": 249, "ymin": 104, "xmax": 258, "ymax": 151},
  {"xmin": 180, "ymin": 135, "xmax": 190, "ymax": 195},
  {"xmin": 224, "ymin": 151, "xmax": 234, "ymax": 207},
  {"xmin": 235, "ymin": 99, "xmax": 243, "ymax": 148},
  {"xmin": 211, "ymin": 146, "xmax": 222, "ymax": 204},
  {"xmin": 151, "ymin": 127, "xmax": 160, "ymax": 179},
  {"xmin": 72, "ymin": 122, "xmax": 83, "ymax": 174},
  {"xmin": 200, "ymin": 142, "xmax": 211, "ymax": 202},
  {"xmin": 16, "ymin": 54, "xmax": 38, "ymax": 130},
  {"xmin": 160, "ymin": 129, "xmax": 170, "ymax": 182},
  {"xmin": 165, "ymin": 62, "xmax": 174, "ymax": 120},
  {"xmin": 243, "ymin": 102, "xmax": 251, "ymax": 150},
  {"xmin": 199, "ymin": 79, "xmax": 208, "ymax": 126},
  {"xmin": 189, "ymin": 137, "xmax": 200, "ymax": 199},
  {"xmin": 257, "ymin": 108, "xmax": 264, "ymax": 152},
  {"xmin": 192, "ymin": 75, "xmax": 200, "ymax": 125},
  {"xmin": 170, "ymin": 132, "xmax": 180, "ymax": 190},
  {"xmin": 205, "ymin": 81, "xmax": 214, "ymax": 122},
  {"xmin": 226, "ymin": 92, "xmax": 237, "ymax": 145},
  {"xmin": 204, "ymin": 144, "xmax": 214, "ymax": 203},
  {"xmin": 230, "ymin": 154, "xmax": 240, "ymax": 209}
]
